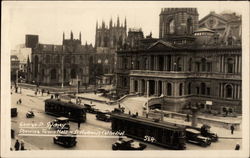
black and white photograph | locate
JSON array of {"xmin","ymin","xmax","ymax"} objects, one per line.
[{"xmin": 1, "ymin": 1, "xmax": 249, "ymax": 158}]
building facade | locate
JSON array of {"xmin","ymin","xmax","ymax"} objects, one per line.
[
  {"xmin": 26, "ymin": 32, "xmax": 95, "ymax": 86},
  {"xmin": 116, "ymin": 8, "xmax": 242, "ymax": 114},
  {"xmin": 90, "ymin": 17, "xmax": 127, "ymax": 86}
]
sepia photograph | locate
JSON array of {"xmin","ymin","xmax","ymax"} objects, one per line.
[{"xmin": 1, "ymin": 1, "xmax": 249, "ymax": 158}]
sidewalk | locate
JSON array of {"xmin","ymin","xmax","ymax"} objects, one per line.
[
  {"xmin": 163, "ymin": 117, "xmax": 242, "ymax": 139},
  {"xmin": 11, "ymin": 138, "xmax": 40, "ymax": 150}
]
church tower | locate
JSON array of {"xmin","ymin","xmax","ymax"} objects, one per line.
[{"xmin": 159, "ymin": 8, "xmax": 199, "ymax": 38}]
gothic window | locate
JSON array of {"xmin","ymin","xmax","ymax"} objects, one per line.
[
  {"xmin": 226, "ymin": 85, "xmax": 233, "ymax": 98},
  {"xmin": 34, "ymin": 55, "xmax": 39, "ymax": 78},
  {"xmin": 46, "ymin": 55, "xmax": 50, "ymax": 63},
  {"xmin": 104, "ymin": 36, "xmax": 109, "ymax": 47},
  {"xmin": 179, "ymin": 83, "xmax": 183, "ymax": 96},
  {"xmin": 187, "ymin": 18, "xmax": 193, "ymax": 34},
  {"xmin": 207, "ymin": 87, "xmax": 211, "ymax": 96},
  {"xmin": 227, "ymin": 58, "xmax": 234, "ymax": 73},
  {"xmin": 71, "ymin": 69, "xmax": 76, "ymax": 79},
  {"xmin": 188, "ymin": 58, "xmax": 192, "ymax": 71},
  {"xmin": 201, "ymin": 58, "xmax": 206, "ymax": 72},
  {"xmin": 201, "ymin": 83, "xmax": 206, "ymax": 95},
  {"xmin": 169, "ymin": 19, "xmax": 175, "ymax": 34},
  {"xmin": 188, "ymin": 83, "xmax": 192, "ymax": 95},
  {"xmin": 50, "ymin": 69, "xmax": 56, "ymax": 80},
  {"xmin": 167, "ymin": 83, "xmax": 172, "ymax": 96}
]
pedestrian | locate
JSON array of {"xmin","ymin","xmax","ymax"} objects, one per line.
[
  {"xmin": 230, "ymin": 124, "xmax": 235, "ymax": 135},
  {"xmin": 19, "ymin": 99, "xmax": 22, "ymax": 104},
  {"xmin": 41, "ymin": 89, "xmax": 44, "ymax": 96},
  {"xmin": 20, "ymin": 141, "xmax": 25, "ymax": 150},
  {"xmin": 186, "ymin": 114, "xmax": 190, "ymax": 122},
  {"xmin": 235, "ymin": 143, "xmax": 240, "ymax": 150},
  {"xmin": 77, "ymin": 121, "xmax": 81, "ymax": 129},
  {"xmin": 14, "ymin": 139, "xmax": 20, "ymax": 151},
  {"xmin": 51, "ymin": 95, "xmax": 54, "ymax": 99}
]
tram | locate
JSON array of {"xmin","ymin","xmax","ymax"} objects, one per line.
[
  {"xmin": 45, "ymin": 99, "xmax": 86, "ymax": 122},
  {"xmin": 111, "ymin": 113, "xmax": 186, "ymax": 150}
]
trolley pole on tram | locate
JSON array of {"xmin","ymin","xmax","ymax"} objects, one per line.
[{"xmin": 146, "ymin": 80, "xmax": 149, "ymax": 116}]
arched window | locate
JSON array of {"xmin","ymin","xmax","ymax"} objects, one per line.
[
  {"xmin": 227, "ymin": 58, "xmax": 234, "ymax": 73},
  {"xmin": 226, "ymin": 85, "xmax": 233, "ymax": 98},
  {"xmin": 188, "ymin": 82, "xmax": 192, "ymax": 94},
  {"xmin": 188, "ymin": 58, "xmax": 192, "ymax": 71},
  {"xmin": 167, "ymin": 83, "xmax": 172, "ymax": 96},
  {"xmin": 50, "ymin": 69, "xmax": 56, "ymax": 80},
  {"xmin": 201, "ymin": 58, "xmax": 206, "ymax": 72},
  {"xmin": 169, "ymin": 19, "xmax": 175, "ymax": 34},
  {"xmin": 201, "ymin": 83, "xmax": 206, "ymax": 95},
  {"xmin": 177, "ymin": 57, "xmax": 182, "ymax": 71},
  {"xmin": 179, "ymin": 83, "xmax": 183, "ymax": 96}
]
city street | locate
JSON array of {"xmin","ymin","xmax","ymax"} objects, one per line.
[{"xmin": 11, "ymin": 88, "xmax": 242, "ymax": 150}]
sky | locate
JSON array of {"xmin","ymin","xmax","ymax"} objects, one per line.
[{"xmin": 2, "ymin": 1, "xmax": 246, "ymax": 50}]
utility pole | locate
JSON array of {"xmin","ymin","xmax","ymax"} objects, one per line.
[{"xmin": 61, "ymin": 55, "xmax": 64, "ymax": 88}]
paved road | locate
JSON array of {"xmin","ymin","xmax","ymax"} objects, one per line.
[{"xmin": 11, "ymin": 88, "xmax": 241, "ymax": 150}]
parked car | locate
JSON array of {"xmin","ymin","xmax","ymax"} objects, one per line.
[
  {"xmin": 112, "ymin": 138, "xmax": 147, "ymax": 150},
  {"xmin": 53, "ymin": 134, "xmax": 77, "ymax": 147},
  {"xmin": 96, "ymin": 110, "xmax": 111, "ymax": 122},
  {"xmin": 84, "ymin": 103, "xmax": 98, "ymax": 114},
  {"xmin": 200, "ymin": 124, "xmax": 218, "ymax": 142},
  {"xmin": 50, "ymin": 117, "xmax": 70, "ymax": 130},
  {"xmin": 112, "ymin": 108, "xmax": 125, "ymax": 114},
  {"xmin": 186, "ymin": 125, "xmax": 218, "ymax": 142},
  {"xmin": 11, "ymin": 108, "xmax": 18, "ymax": 117},
  {"xmin": 185, "ymin": 128, "xmax": 211, "ymax": 147},
  {"xmin": 26, "ymin": 111, "xmax": 35, "ymax": 118}
]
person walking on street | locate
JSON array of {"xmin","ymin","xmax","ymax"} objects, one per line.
[
  {"xmin": 77, "ymin": 121, "xmax": 81, "ymax": 129},
  {"xmin": 235, "ymin": 143, "xmax": 240, "ymax": 150},
  {"xmin": 230, "ymin": 124, "xmax": 235, "ymax": 135},
  {"xmin": 14, "ymin": 139, "xmax": 20, "ymax": 151},
  {"xmin": 20, "ymin": 141, "xmax": 25, "ymax": 150}
]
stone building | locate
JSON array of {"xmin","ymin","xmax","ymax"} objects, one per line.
[
  {"xmin": 90, "ymin": 17, "xmax": 127, "ymax": 86},
  {"xmin": 26, "ymin": 32, "xmax": 95, "ymax": 86},
  {"xmin": 116, "ymin": 8, "xmax": 242, "ymax": 114}
]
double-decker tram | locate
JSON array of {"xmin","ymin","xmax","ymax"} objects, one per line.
[
  {"xmin": 111, "ymin": 113, "xmax": 186, "ymax": 150},
  {"xmin": 45, "ymin": 99, "xmax": 86, "ymax": 122}
]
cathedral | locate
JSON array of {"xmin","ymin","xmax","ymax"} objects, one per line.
[
  {"xmin": 26, "ymin": 32, "xmax": 95, "ymax": 86},
  {"xmin": 116, "ymin": 8, "xmax": 242, "ymax": 114}
]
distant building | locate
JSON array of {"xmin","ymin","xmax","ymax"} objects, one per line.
[
  {"xmin": 26, "ymin": 32, "xmax": 95, "ymax": 86},
  {"xmin": 116, "ymin": 8, "xmax": 242, "ymax": 114},
  {"xmin": 10, "ymin": 55, "xmax": 20, "ymax": 81}
]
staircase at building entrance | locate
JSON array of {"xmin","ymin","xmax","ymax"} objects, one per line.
[{"xmin": 119, "ymin": 96, "xmax": 149, "ymax": 116}]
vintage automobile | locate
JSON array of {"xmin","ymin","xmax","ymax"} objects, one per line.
[
  {"xmin": 185, "ymin": 128, "xmax": 211, "ymax": 147},
  {"xmin": 200, "ymin": 124, "xmax": 218, "ymax": 142},
  {"xmin": 112, "ymin": 138, "xmax": 147, "ymax": 150},
  {"xmin": 84, "ymin": 103, "xmax": 98, "ymax": 114},
  {"xmin": 186, "ymin": 125, "xmax": 218, "ymax": 142},
  {"xmin": 26, "ymin": 111, "xmax": 35, "ymax": 118},
  {"xmin": 50, "ymin": 117, "xmax": 70, "ymax": 130},
  {"xmin": 11, "ymin": 108, "xmax": 18, "ymax": 117},
  {"xmin": 96, "ymin": 110, "xmax": 111, "ymax": 122},
  {"xmin": 53, "ymin": 134, "xmax": 77, "ymax": 147},
  {"xmin": 111, "ymin": 107, "xmax": 125, "ymax": 114}
]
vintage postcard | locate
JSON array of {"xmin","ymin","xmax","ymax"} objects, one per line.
[{"xmin": 1, "ymin": 1, "xmax": 249, "ymax": 158}]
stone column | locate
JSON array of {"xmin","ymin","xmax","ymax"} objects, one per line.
[
  {"xmin": 222, "ymin": 56, "xmax": 224, "ymax": 73},
  {"xmin": 154, "ymin": 80, "xmax": 158, "ymax": 96},
  {"xmin": 220, "ymin": 83, "xmax": 223, "ymax": 98},
  {"xmin": 130, "ymin": 78, "xmax": 134, "ymax": 93},
  {"xmin": 238, "ymin": 84, "xmax": 241, "ymax": 99},
  {"xmin": 239, "ymin": 56, "xmax": 241, "ymax": 73},
  {"xmin": 235, "ymin": 56, "xmax": 238, "ymax": 74}
]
